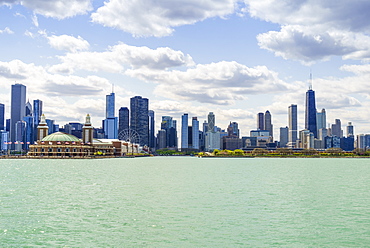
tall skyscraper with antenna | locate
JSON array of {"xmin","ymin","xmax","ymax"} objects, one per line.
[{"xmin": 305, "ymin": 73, "xmax": 317, "ymax": 138}]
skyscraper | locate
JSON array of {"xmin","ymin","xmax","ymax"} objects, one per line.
[
  {"xmin": 161, "ymin": 116, "xmax": 177, "ymax": 148},
  {"xmin": 288, "ymin": 104, "xmax": 298, "ymax": 147},
  {"xmin": 33, "ymin": 99, "xmax": 43, "ymax": 142},
  {"xmin": 130, "ymin": 96, "xmax": 149, "ymax": 146},
  {"xmin": 148, "ymin": 110, "xmax": 155, "ymax": 149},
  {"xmin": 316, "ymin": 108, "xmax": 326, "ymax": 133},
  {"xmin": 208, "ymin": 112, "xmax": 215, "ymax": 132},
  {"xmin": 33, "ymin": 99, "xmax": 43, "ymax": 126},
  {"xmin": 347, "ymin": 122, "xmax": 354, "ymax": 137},
  {"xmin": 331, "ymin": 119, "xmax": 343, "ymax": 137},
  {"xmin": 305, "ymin": 86, "xmax": 317, "ymax": 138},
  {"xmin": 264, "ymin": 110, "xmax": 273, "ymax": 139},
  {"xmin": 0, "ymin": 103, "xmax": 4, "ymax": 130},
  {"xmin": 280, "ymin": 126, "xmax": 289, "ymax": 147},
  {"xmin": 106, "ymin": 92, "xmax": 115, "ymax": 118},
  {"xmin": 103, "ymin": 92, "xmax": 118, "ymax": 139},
  {"xmin": 181, "ymin": 113, "xmax": 188, "ymax": 150},
  {"xmin": 118, "ymin": 107, "xmax": 129, "ymax": 135},
  {"xmin": 10, "ymin": 83, "xmax": 26, "ymax": 148},
  {"xmin": 257, "ymin": 112, "xmax": 264, "ymax": 130},
  {"xmin": 192, "ymin": 117, "xmax": 199, "ymax": 150}
]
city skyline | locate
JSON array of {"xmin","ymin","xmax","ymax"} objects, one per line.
[{"xmin": 0, "ymin": 1, "xmax": 369, "ymax": 136}]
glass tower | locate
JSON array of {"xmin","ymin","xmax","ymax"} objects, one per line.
[
  {"xmin": 305, "ymin": 89, "xmax": 317, "ymax": 138},
  {"xmin": 10, "ymin": 84, "xmax": 26, "ymax": 148},
  {"xmin": 264, "ymin": 110, "xmax": 273, "ymax": 139},
  {"xmin": 288, "ymin": 104, "xmax": 298, "ymax": 146},
  {"xmin": 118, "ymin": 107, "xmax": 129, "ymax": 135},
  {"xmin": 181, "ymin": 113, "xmax": 188, "ymax": 149},
  {"xmin": 148, "ymin": 110, "xmax": 155, "ymax": 149},
  {"xmin": 192, "ymin": 117, "xmax": 199, "ymax": 150},
  {"xmin": 0, "ymin": 103, "xmax": 4, "ymax": 130},
  {"xmin": 106, "ymin": 92, "xmax": 115, "ymax": 118},
  {"xmin": 130, "ymin": 96, "xmax": 149, "ymax": 146}
]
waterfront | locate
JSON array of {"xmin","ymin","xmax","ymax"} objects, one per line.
[{"xmin": 1, "ymin": 157, "xmax": 370, "ymax": 247}]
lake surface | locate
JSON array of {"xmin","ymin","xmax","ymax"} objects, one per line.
[{"xmin": 1, "ymin": 157, "xmax": 370, "ymax": 247}]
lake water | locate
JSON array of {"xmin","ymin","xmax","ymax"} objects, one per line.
[{"xmin": 1, "ymin": 157, "xmax": 370, "ymax": 247}]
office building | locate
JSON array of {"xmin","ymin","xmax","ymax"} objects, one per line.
[
  {"xmin": 130, "ymin": 96, "xmax": 149, "ymax": 146},
  {"xmin": 192, "ymin": 117, "xmax": 199, "ymax": 150},
  {"xmin": 181, "ymin": 113, "xmax": 188, "ymax": 150},
  {"xmin": 106, "ymin": 92, "xmax": 115, "ymax": 118},
  {"xmin": 265, "ymin": 110, "xmax": 273, "ymax": 139},
  {"xmin": 316, "ymin": 108, "xmax": 326, "ymax": 132},
  {"xmin": 161, "ymin": 116, "xmax": 177, "ymax": 148},
  {"xmin": 25, "ymin": 100, "xmax": 32, "ymax": 117},
  {"xmin": 257, "ymin": 112, "xmax": 264, "ymax": 130},
  {"xmin": 208, "ymin": 112, "xmax": 215, "ymax": 132},
  {"xmin": 347, "ymin": 122, "xmax": 354, "ymax": 137},
  {"xmin": 148, "ymin": 110, "xmax": 155, "ymax": 149},
  {"xmin": 118, "ymin": 107, "xmax": 129, "ymax": 136},
  {"xmin": 305, "ymin": 86, "xmax": 317, "ymax": 138},
  {"xmin": 104, "ymin": 92, "xmax": 118, "ymax": 139},
  {"xmin": 10, "ymin": 83, "xmax": 26, "ymax": 148},
  {"xmin": 33, "ymin": 99, "xmax": 43, "ymax": 141},
  {"xmin": 288, "ymin": 104, "xmax": 298, "ymax": 147},
  {"xmin": 331, "ymin": 119, "xmax": 343, "ymax": 138},
  {"xmin": 280, "ymin": 126, "xmax": 289, "ymax": 147},
  {"xmin": 0, "ymin": 103, "xmax": 4, "ymax": 130}
]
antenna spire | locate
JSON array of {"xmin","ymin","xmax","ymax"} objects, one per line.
[
  {"xmin": 309, "ymin": 70, "xmax": 313, "ymax": 90},
  {"xmin": 112, "ymin": 83, "xmax": 114, "ymax": 93}
]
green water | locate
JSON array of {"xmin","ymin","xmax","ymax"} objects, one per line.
[{"xmin": 1, "ymin": 157, "xmax": 370, "ymax": 247}]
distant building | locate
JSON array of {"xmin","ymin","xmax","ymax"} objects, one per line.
[
  {"xmin": 130, "ymin": 96, "xmax": 149, "ymax": 146},
  {"xmin": 205, "ymin": 112, "xmax": 220, "ymax": 151},
  {"xmin": 316, "ymin": 108, "xmax": 326, "ymax": 134},
  {"xmin": 279, "ymin": 126, "xmax": 289, "ymax": 147},
  {"xmin": 288, "ymin": 104, "xmax": 298, "ymax": 147},
  {"xmin": 347, "ymin": 122, "xmax": 354, "ymax": 137},
  {"xmin": 10, "ymin": 83, "xmax": 26, "ymax": 149},
  {"xmin": 148, "ymin": 110, "xmax": 155, "ymax": 149},
  {"xmin": 25, "ymin": 100, "xmax": 32, "ymax": 117},
  {"xmin": 192, "ymin": 117, "xmax": 199, "ymax": 150},
  {"xmin": 104, "ymin": 92, "xmax": 118, "ymax": 139},
  {"xmin": 33, "ymin": 99, "xmax": 43, "ymax": 142},
  {"xmin": 264, "ymin": 110, "xmax": 273, "ymax": 139},
  {"xmin": 0, "ymin": 103, "xmax": 4, "ymax": 131},
  {"xmin": 305, "ymin": 86, "xmax": 317, "ymax": 138},
  {"xmin": 118, "ymin": 107, "xmax": 129, "ymax": 137},
  {"xmin": 331, "ymin": 119, "xmax": 343, "ymax": 138},
  {"xmin": 181, "ymin": 113, "xmax": 188, "ymax": 150},
  {"xmin": 257, "ymin": 112, "xmax": 264, "ymax": 130}
]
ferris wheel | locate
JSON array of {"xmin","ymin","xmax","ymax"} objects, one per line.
[{"xmin": 118, "ymin": 129, "xmax": 140, "ymax": 144}]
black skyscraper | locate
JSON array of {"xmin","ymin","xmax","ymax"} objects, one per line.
[
  {"xmin": 118, "ymin": 107, "xmax": 129, "ymax": 136},
  {"xmin": 305, "ymin": 88, "xmax": 317, "ymax": 138},
  {"xmin": 130, "ymin": 96, "xmax": 149, "ymax": 146},
  {"xmin": 0, "ymin": 103, "xmax": 4, "ymax": 130}
]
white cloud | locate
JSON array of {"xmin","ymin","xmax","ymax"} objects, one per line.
[
  {"xmin": 23, "ymin": 0, "xmax": 93, "ymax": 19},
  {"xmin": 0, "ymin": 27, "xmax": 14, "ymax": 34},
  {"xmin": 0, "ymin": 59, "xmax": 110, "ymax": 97},
  {"xmin": 31, "ymin": 13, "xmax": 39, "ymax": 27},
  {"xmin": 91, "ymin": 0, "xmax": 236, "ymax": 37},
  {"xmin": 1, "ymin": 0, "xmax": 92, "ymax": 19},
  {"xmin": 127, "ymin": 61, "xmax": 293, "ymax": 105},
  {"xmin": 49, "ymin": 43, "xmax": 194, "ymax": 73},
  {"xmin": 244, "ymin": 0, "xmax": 370, "ymax": 63},
  {"xmin": 47, "ymin": 35, "xmax": 90, "ymax": 53}
]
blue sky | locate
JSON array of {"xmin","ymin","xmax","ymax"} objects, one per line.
[{"xmin": 0, "ymin": 0, "xmax": 369, "ymax": 137}]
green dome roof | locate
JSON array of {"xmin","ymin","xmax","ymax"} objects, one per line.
[{"xmin": 41, "ymin": 132, "xmax": 80, "ymax": 142}]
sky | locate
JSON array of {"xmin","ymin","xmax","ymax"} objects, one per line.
[{"xmin": 0, "ymin": 0, "xmax": 370, "ymax": 138}]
